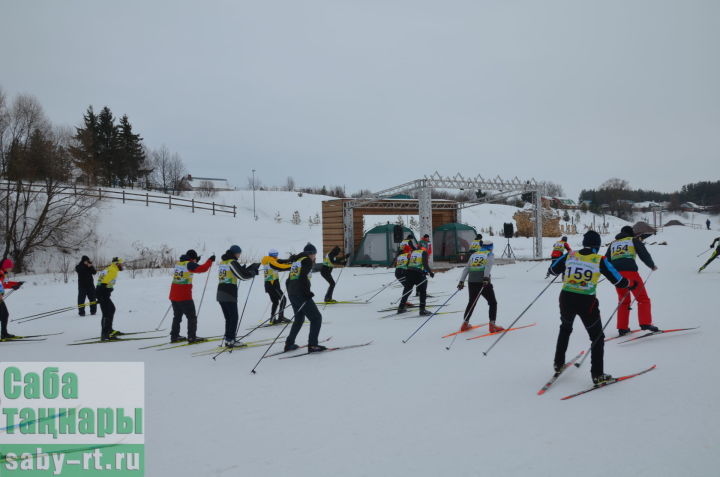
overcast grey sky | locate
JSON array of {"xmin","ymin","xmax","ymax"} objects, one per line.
[{"xmin": 2, "ymin": 0, "xmax": 718, "ymax": 199}]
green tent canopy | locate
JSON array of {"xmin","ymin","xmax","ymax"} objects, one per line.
[
  {"xmin": 353, "ymin": 224, "xmax": 416, "ymax": 266},
  {"xmin": 433, "ymin": 223, "xmax": 477, "ymax": 261}
]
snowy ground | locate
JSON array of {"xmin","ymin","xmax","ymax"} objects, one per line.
[{"xmin": 3, "ymin": 222, "xmax": 719, "ymax": 476}]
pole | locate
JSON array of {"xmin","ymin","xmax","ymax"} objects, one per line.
[
  {"xmin": 525, "ymin": 260, "xmax": 545, "ymax": 273},
  {"xmin": 196, "ymin": 259, "xmax": 213, "ymax": 319},
  {"xmin": 445, "ymin": 284, "xmax": 484, "ymax": 351},
  {"xmin": 233, "ymin": 276, "xmax": 256, "ymax": 337},
  {"xmin": 364, "ymin": 278, "xmax": 404, "ymax": 304},
  {"xmin": 252, "ymin": 169, "xmax": 257, "ymax": 221},
  {"xmin": 250, "ymin": 301, "xmax": 308, "ymax": 374},
  {"xmin": 391, "ymin": 277, "xmax": 426, "ymax": 305},
  {"xmin": 155, "ymin": 304, "xmax": 172, "ymax": 330},
  {"xmin": 697, "ymin": 248, "xmax": 712, "ymax": 258},
  {"xmin": 402, "ymin": 288, "xmax": 461, "ymax": 344},
  {"xmin": 575, "ymin": 270, "xmax": 654, "ymax": 368},
  {"xmin": 482, "ymin": 275, "xmax": 559, "ymax": 356},
  {"xmin": 354, "ymin": 279, "xmax": 395, "ymax": 299}
]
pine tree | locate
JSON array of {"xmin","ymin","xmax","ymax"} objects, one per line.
[
  {"xmin": 116, "ymin": 114, "xmax": 146, "ymax": 187},
  {"xmin": 96, "ymin": 106, "xmax": 118, "ymax": 186},
  {"xmin": 69, "ymin": 106, "xmax": 100, "ymax": 185}
]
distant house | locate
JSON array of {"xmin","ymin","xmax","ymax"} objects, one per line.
[
  {"xmin": 551, "ymin": 197, "xmax": 577, "ymax": 209},
  {"xmin": 632, "ymin": 201, "xmax": 662, "ymax": 212},
  {"xmin": 186, "ymin": 175, "xmax": 233, "ymax": 191},
  {"xmin": 680, "ymin": 201, "xmax": 704, "ymax": 212}
]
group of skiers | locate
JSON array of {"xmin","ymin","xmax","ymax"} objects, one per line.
[{"xmin": 0, "ymin": 220, "xmax": 718, "ymax": 380}]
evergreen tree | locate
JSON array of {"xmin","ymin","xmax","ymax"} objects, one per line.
[
  {"xmin": 116, "ymin": 114, "xmax": 146, "ymax": 187},
  {"xmin": 69, "ymin": 106, "xmax": 100, "ymax": 185},
  {"xmin": 96, "ymin": 106, "xmax": 118, "ymax": 186}
]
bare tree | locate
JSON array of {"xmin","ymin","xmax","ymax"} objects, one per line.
[
  {"xmin": 600, "ymin": 178, "xmax": 630, "ymax": 191},
  {"xmin": 285, "ymin": 176, "xmax": 295, "ymax": 191},
  {"xmin": 196, "ymin": 179, "xmax": 216, "ymax": 198},
  {"xmin": 149, "ymin": 145, "xmax": 172, "ymax": 192},
  {"xmin": 541, "ymin": 181, "xmax": 565, "ymax": 197},
  {"xmin": 167, "ymin": 153, "xmax": 187, "ymax": 195},
  {"xmin": 246, "ymin": 174, "xmax": 261, "ymax": 190}
]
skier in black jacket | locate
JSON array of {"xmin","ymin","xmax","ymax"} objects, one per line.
[
  {"xmin": 699, "ymin": 237, "xmax": 720, "ymax": 272},
  {"xmin": 285, "ymin": 243, "xmax": 326, "ymax": 353},
  {"xmin": 216, "ymin": 245, "xmax": 260, "ymax": 347},
  {"xmin": 548, "ymin": 231, "xmax": 634, "ymax": 385},
  {"xmin": 319, "ymin": 245, "xmax": 344, "ymax": 303},
  {"xmin": 75, "ymin": 255, "xmax": 97, "ymax": 316}
]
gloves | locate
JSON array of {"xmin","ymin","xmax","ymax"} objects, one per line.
[
  {"xmin": 208, "ymin": 255, "xmax": 216, "ymax": 262},
  {"xmin": 482, "ymin": 277, "xmax": 491, "ymax": 284},
  {"xmin": 429, "ymin": 272, "xmax": 435, "ymax": 278},
  {"xmin": 457, "ymin": 281, "xmax": 464, "ymax": 290},
  {"xmin": 628, "ymin": 280, "xmax": 638, "ymax": 291},
  {"xmin": 250, "ymin": 263, "xmax": 261, "ymax": 275}
]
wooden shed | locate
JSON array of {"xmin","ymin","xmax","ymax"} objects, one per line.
[{"xmin": 321, "ymin": 198, "xmax": 459, "ymax": 259}]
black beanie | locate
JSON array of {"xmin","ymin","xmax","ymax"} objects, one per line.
[
  {"xmin": 621, "ymin": 225, "xmax": 635, "ymax": 236},
  {"xmin": 304, "ymin": 243, "xmax": 317, "ymax": 254},
  {"xmin": 81, "ymin": 255, "xmax": 90, "ymax": 262},
  {"xmin": 582, "ymin": 231, "xmax": 601, "ymax": 249},
  {"xmin": 185, "ymin": 249, "xmax": 199, "ymax": 260}
]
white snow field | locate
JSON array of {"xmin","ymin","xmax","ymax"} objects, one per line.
[{"xmin": 3, "ymin": 194, "xmax": 719, "ymax": 476}]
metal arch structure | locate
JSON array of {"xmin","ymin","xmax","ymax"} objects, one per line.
[{"xmin": 343, "ymin": 172, "xmax": 547, "ymax": 260}]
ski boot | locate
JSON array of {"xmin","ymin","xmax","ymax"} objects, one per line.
[
  {"xmin": 640, "ymin": 324, "xmax": 660, "ymax": 332},
  {"xmin": 418, "ymin": 309, "xmax": 432, "ymax": 316},
  {"xmin": 397, "ymin": 306, "xmax": 408, "ymax": 315},
  {"xmin": 460, "ymin": 321, "xmax": 472, "ymax": 332},
  {"xmin": 489, "ymin": 322, "xmax": 505, "ymax": 333},
  {"xmin": 187, "ymin": 336, "xmax": 207, "ymax": 344},
  {"xmin": 308, "ymin": 344, "xmax": 328, "ymax": 353},
  {"xmin": 101, "ymin": 334, "xmax": 119, "ymax": 342},
  {"xmin": 592, "ymin": 373, "xmax": 614, "ymax": 386},
  {"xmin": 170, "ymin": 335, "xmax": 187, "ymax": 343},
  {"xmin": 553, "ymin": 363, "xmax": 563, "ymax": 374},
  {"xmin": 324, "ymin": 298, "xmax": 337, "ymax": 304},
  {"xmin": 284, "ymin": 343, "xmax": 300, "ymax": 352},
  {"xmin": 109, "ymin": 330, "xmax": 125, "ymax": 337},
  {"xmin": 617, "ymin": 328, "xmax": 632, "ymax": 336},
  {"xmin": 278, "ymin": 317, "xmax": 292, "ymax": 324},
  {"xmin": 1, "ymin": 333, "xmax": 17, "ymax": 340}
]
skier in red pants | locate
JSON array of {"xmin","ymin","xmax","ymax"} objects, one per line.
[{"xmin": 605, "ymin": 226, "xmax": 659, "ymax": 336}]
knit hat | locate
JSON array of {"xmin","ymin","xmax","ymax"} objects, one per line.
[
  {"xmin": 1, "ymin": 258, "xmax": 13, "ymax": 270},
  {"xmin": 185, "ymin": 249, "xmax": 199, "ymax": 260},
  {"xmin": 303, "ymin": 243, "xmax": 317, "ymax": 254},
  {"xmin": 81, "ymin": 255, "xmax": 90, "ymax": 262},
  {"xmin": 582, "ymin": 231, "xmax": 601, "ymax": 250},
  {"xmin": 268, "ymin": 248, "xmax": 279, "ymax": 257},
  {"xmin": 481, "ymin": 241, "xmax": 494, "ymax": 251},
  {"xmin": 229, "ymin": 245, "xmax": 242, "ymax": 255},
  {"xmin": 620, "ymin": 225, "xmax": 635, "ymax": 236}
]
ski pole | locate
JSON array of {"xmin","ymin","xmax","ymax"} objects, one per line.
[
  {"xmin": 352, "ymin": 271, "xmax": 394, "ymax": 276},
  {"xmin": 445, "ymin": 284, "xmax": 484, "ymax": 351},
  {"xmin": 575, "ymin": 270, "xmax": 654, "ymax": 368},
  {"xmin": 366, "ymin": 278, "xmax": 405, "ymax": 304},
  {"xmin": 525, "ymin": 261, "xmax": 545, "ymax": 273},
  {"xmin": 233, "ymin": 275, "xmax": 256, "ymax": 336},
  {"xmin": 12, "ymin": 301, "xmax": 95, "ymax": 322},
  {"xmin": 354, "ymin": 281, "xmax": 391, "ymax": 299},
  {"xmin": 697, "ymin": 248, "xmax": 711, "ymax": 258},
  {"xmin": 250, "ymin": 301, "xmax": 308, "ymax": 374},
  {"xmin": 482, "ymin": 275, "xmax": 559, "ymax": 356},
  {"xmin": 196, "ymin": 260, "xmax": 213, "ymax": 319},
  {"xmin": 155, "ymin": 304, "xmax": 172, "ymax": 330},
  {"xmin": 14, "ymin": 306, "xmax": 78, "ymax": 323},
  {"xmin": 402, "ymin": 288, "xmax": 461, "ymax": 344},
  {"xmin": 390, "ymin": 277, "xmax": 427, "ymax": 305}
]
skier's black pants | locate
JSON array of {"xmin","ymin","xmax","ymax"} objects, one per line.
[
  {"xmin": 219, "ymin": 301, "xmax": 238, "ymax": 342},
  {"xmin": 264, "ymin": 281, "xmax": 286, "ymax": 320},
  {"xmin": 320, "ymin": 266, "xmax": 335, "ymax": 300},
  {"xmin": 463, "ymin": 282, "xmax": 497, "ymax": 322},
  {"xmin": 171, "ymin": 300, "xmax": 198, "ymax": 340},
  {"xmin": 400, "ymin": 271, "xmax": 427, "ymax": 309},
  {"xmin": 286, "ymin": 295, "xmax": 322, "ymax": 347},
  {"xmin": 77, "ymin": 285, "xmax": 97, "ymax": 315},
  {"xmin": 0, "ymin": 301, "xmax": 9, "ymax": 336},
  {"xmin": 701, "ymin": 248, "xmax": 719, "ymax": 270},
  {"xmin": 555, "ymin": 290, "xmax": 605, "ymax": 377},
  {"xmin": 97, "ymin": 289, "xmax": 116, "ymax": 338}
]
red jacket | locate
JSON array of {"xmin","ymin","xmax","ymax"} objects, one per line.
[
  {"xmin": 169, "ymin": 259, "xmax": 213, "ymax": 302},
  {"xmin": 0, "ymin": 269, "xmax": 19, "ymax": 295}
]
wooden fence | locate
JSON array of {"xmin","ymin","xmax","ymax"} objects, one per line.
[{"xmin": 0, "ymin": 181, "xmax": 237, "ymax": 217}]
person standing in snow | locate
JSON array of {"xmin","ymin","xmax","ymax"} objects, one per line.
[
  {"xmin": 75, "ymin": 255, "xmax": 97, "ymax": 316},
  {"xmin": 457, "ymin": 241, "xmax": 504, "ymax": 333},
  {"xmin": 216, "ymin": 245, "xmax": 259, "ymax": 347},
  {"xmin": 169, "ymin": 249, "xmax": 215, "ymax": 343},
  {"xmin": 284, "ymin": 243, "xmax": 327, "ymax": 353},
  {"xmin": 318, "ymin": 245, "xmax": 344, "ymax": 303},
  {"xmin": 550, "ymin": 236, "xmax": 572, "ymax": 259},
  {"xmin": 548, "ymin": 231, "xmax": 635, "ymax": 385},
  {"xmin": 261, "ymin": 248, "xmax": 292, "ymax": 324},
  {"xmin": 96, "ymin": 257, "xmax": 124, "ymax": 341},
  {"xmin": 398, "ymin": 244, "xmax": 433, "ymax": 315},
  {"xmin": 699, "ymin": 237, "xmax": 720, "ymax": 272},
  {"xmin": 707, "ymin": 219, "xmax": 711, "ymax": 230},
  {"xmin": 605, "ymin": 225, "xmax": 659, "ymax": 335},
  {"xmin": 0, "ymin": 259, "xmax": 24, "ymax": 339}
]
